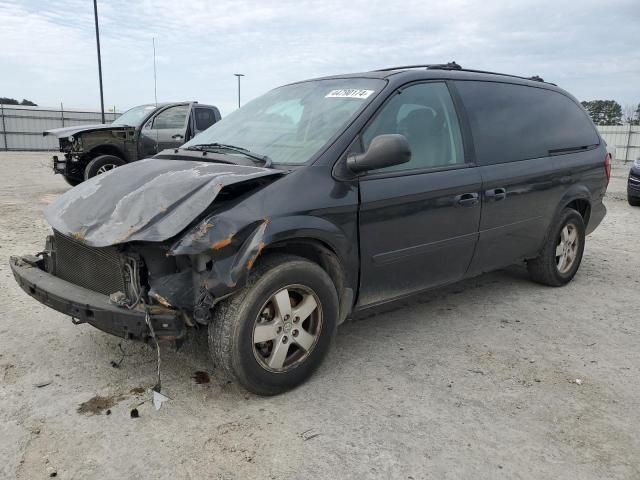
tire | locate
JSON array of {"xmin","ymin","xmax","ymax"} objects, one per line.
[
  {"xmin": 527, "ymin": 208, "xmax": 585, "ymax": 287},
  {"xmin": 63, "ymin": 175, "xmax": 82, "ymax": 187},
  {"xmin": 628, "ymin": 195, "xmax": 640, "ymax": 207},
  {"xmin": 84, "ymin": 154, "xmax": 125, "ymax": 180},
  {"xmin": 209, "ymin": 254, "xmax": 338, "ymax": 395}
]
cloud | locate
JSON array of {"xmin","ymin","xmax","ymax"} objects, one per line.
[{"xmin": 1, "ymin": 0, "xmax": 638, "ymax": 113}]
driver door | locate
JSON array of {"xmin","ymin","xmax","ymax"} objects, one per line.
[
  {"xmin": 139, "ymin": 104, "xmax": 191, "ymax": 157},
  {"xmin": 357, "ymin": 82, "xmax": 481, "ymax": 307}
]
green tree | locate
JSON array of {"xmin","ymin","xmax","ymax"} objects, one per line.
[
  {"xmin": 580, "ymin": 100, "xmax": 623, "ymax": 126},
  {"xmin": 0, "ymin": 97, "xmax": 37, "ymax": 106}
]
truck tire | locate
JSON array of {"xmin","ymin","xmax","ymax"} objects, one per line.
[
  {"xmin": 84, "ymin": 155, "xmax": 125, "ymax": 180},
  {"xmin": 527, "ymin": 208, "xmax": 585, "ymax": 287},
  {"xmin": 209, "ymin": 254, "xmax": 338, "ymax": 395},
  {"xmin": 628, "ymin": 195, "xmax": 640, "ymax": 207},
  {"xmin": 63, "ymin": 175, "xmax": 82, "ymax": 187}
]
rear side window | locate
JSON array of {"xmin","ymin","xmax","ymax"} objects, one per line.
[
  {"xmin": 455, "ymin": 81, "xmax": 599, "ymax": 165},
  {"xmin": 195, "ymin": 108, "xmax": 217, "ymax": 131}
]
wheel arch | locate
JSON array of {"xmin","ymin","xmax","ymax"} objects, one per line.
[
  {"xmin": 258, "ymin": 236, "xmax": 354, "ymax": 324},
  {"xmin": 86, "ymin": 144, "xmax": 127, "ymax": 162}
]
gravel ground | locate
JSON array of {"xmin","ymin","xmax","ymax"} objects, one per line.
[{"xmin": 1, "ymin": 152, "xmax": 638, "ymax": 480}]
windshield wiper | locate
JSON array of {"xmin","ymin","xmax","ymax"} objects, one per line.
[{"xmin": 185, "ymin": 143, "xmax": 272, "ymax": 168}]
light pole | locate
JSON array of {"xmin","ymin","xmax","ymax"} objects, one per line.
[
  {"xmin": 93, "ymin": 0, "xmax": 105, "ymax": 123},
  {"xmin": 234, "ymin": 73, "xmax": 245, "ymax": 109}
]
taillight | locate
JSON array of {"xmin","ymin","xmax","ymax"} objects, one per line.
[{"xmin": 604, "ymin": 153, "xmax": 612, "ymax": 184}]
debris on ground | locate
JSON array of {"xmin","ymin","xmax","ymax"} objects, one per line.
[
  {"xmin": 192, "ymin": 371, "xmax": 210, "ymax": 384},
  {"xmin": 34, "ymin": 380, "xmax": 52, "ymax": 388},
  {"xmin": 299, "ymin": 429, "xmax": 320, "ymax": 441},
  {"xmin": 570, "ymin": 378, "xmax": 583, "ymax": 385},
  {"xmin": 77, "ymin": 395, "xmax": 123, "ymax": 415},
  {"xmin": 153, "ymin": 390, "xmax": 169, "ymax": 411},
  {"xmin": 130, "ymin": 408, "xmax": 140, "ymax": 418}
]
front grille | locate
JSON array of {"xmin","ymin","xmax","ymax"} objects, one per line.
[{"xmin": 53, "ymin": 232, "xmax": 126, "ymax": 296}]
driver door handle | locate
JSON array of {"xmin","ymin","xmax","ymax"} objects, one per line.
[
  {"xmin": 455, "ymin": 192, "xmax": 479, "ymax": 207},
  {"xmin": 172, "ymin": 134, "xmax": 184, "ymax": 140}
]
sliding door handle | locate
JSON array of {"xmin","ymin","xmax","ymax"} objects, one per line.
[
  {"xmin": 456, "ymin": 192, "xmax": 479, "ymax": 206},
  {"xmin": 485, "ymin": 187, "xmax": 507, "ymax": 201}
]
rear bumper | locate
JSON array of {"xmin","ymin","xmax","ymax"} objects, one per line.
[
  {"xmin": 586, "ymin": 201, "xmax": 606, "ymax": 235},
  {"xmin": 10, "ymin": 256, "xmax": 185, "ymax": 341}
]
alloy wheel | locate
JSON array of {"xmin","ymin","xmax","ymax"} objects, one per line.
[
  {"xmin": 555, "ymin": 223, "xmax": 579, "ymax": 274},
  {"xmin": 252, "ymin": 284, "xmax": 323, "ymax": 373},
  {"xmin": 96, "ymin": 164, "xmax": 117, "ymax": 175}
]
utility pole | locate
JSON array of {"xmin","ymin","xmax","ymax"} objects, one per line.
[
  {"xmin": 234, "ymin": 74, "xmax": 245, "ymax": 108},
  {"xmin": 93, "ymin": 0, "xmax": 105, "ymax": 123}
]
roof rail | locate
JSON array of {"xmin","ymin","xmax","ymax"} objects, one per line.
[{"xmin": 373, "ymin": 62, "xmax": 554, "ymax": 85}]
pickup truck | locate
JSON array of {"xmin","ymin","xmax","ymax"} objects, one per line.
[{"xmin": 44, "ymin": 102, "xmax": 221, "ymax": 185}]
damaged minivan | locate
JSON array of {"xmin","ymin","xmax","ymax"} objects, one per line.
[{"xmin": 11, "ymin": 64, "xmax": 609, "ymax": 395}]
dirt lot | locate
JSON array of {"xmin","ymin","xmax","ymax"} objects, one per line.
[{"xmin": 0, "ymin": 152, "xmax": 638, "ymax": 479}]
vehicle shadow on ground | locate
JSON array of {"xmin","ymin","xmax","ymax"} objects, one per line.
[{"xmin": 81, "ymin": 265, "xmax": 533, "ymax": 399}]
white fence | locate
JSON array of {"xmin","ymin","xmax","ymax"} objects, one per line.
[
  {"xmin": 0, "ymin": 104, "xmax": 120, "ymax": 151},
  {"xmin": 598, "ymin": 125, "xmax": 640, "ymax": 164},
  {"xmin": 1, "ymin": 104, "xmax": 638, "ymax": 161}
]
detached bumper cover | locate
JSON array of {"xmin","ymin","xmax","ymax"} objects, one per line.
[{"xmin": 10, "ymin": 256, "xmax": 184, "ymax": 340}]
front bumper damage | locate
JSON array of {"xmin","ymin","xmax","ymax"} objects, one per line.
[{"xmin": 10, "ymin": 255, "xmax": 184, "ymax": 341}]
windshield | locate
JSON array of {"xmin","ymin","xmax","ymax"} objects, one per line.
[
  {"xmin": 182, "ymin": 78, "xmax": 386, "ymax": 164},
  {"xmin": 112, "ymin": 104, "xmax": 158, "ymax": 127}
]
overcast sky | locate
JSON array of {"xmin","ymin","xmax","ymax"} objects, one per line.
[{"xmin": 1, "ymin": 0, "xmax": 638, "ymax": 115}]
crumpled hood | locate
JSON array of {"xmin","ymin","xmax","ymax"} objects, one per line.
[
  {"xmin": 43, "ymin": 124, "xmax": 132, "ymax": 138},
  {"xmin": 45, "ymin": 159, "xmax": 283, "ymax": 247}
]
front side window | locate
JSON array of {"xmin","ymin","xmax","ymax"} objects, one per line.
[
  {"xmin": 182, "ymin": 78, "xmax": 386, "ymax": 165},
  {"xmin": 112, "ymin": 104, "xmax": 157, "ymax": 127},
  {"xmin": 152, "ymin": 105, "xmax": 190, "ymax": 130},
  {"xmin": 362, "ymin": 82, "xmax": 465, "ymax": 172}
]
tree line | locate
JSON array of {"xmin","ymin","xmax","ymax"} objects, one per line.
[
  {"xmin": 580, "ymin": 100, "xmax": 639, "ymax": 126},
  {"xmin": 0, "ymin": 97, "xmax": 38, "ymax": 106}
]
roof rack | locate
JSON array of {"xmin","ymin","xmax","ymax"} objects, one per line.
[{"xmin": 374, "ymin": 62, "xmax": 553, "ymax": 85}]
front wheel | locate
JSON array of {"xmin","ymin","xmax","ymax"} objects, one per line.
[
  {"xmin": 63, "ymin": 174, "xmax": 83, "ymax": 187},
  {"xmin": 209, "ymin": 254, "xmax": 338, "ymax": 395},
  {"xmin": 84, "ymin": 154, "xmax": 125, "ymax": 180},
  {"xmin": 527, "ymin": 208, "xmax": 585, "ymax": 286}
]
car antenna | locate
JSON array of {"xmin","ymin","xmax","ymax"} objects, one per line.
[
  {"xmin": 152, "ymin": 37, "xmax": 158, "ymax": 107},
  {"xmin": 153, "ymin": 37, "xmax": 159, "ymax": 152}
]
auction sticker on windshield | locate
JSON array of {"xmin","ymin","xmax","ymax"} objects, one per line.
[{"xmin": 325, "ymin": 89, "xmax": 375, "ymax": 99}]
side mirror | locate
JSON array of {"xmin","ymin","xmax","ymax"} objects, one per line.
[{"xmin": 347, "ymin": 134, "xmax": 411, "ymax": 173}]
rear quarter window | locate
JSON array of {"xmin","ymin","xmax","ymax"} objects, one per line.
[{"xmin": 455, "ymin": 81, "xmax": 599, "ymax": 165}]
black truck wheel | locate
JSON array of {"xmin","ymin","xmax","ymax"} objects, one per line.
[
  {"xmin": 628, "ymin": 195, "xmax": 640, "ymax": 207},
  {"xmin": 84, "ymin": 155, "xmax": 126, "ymax": 180},
  {"xmin": 209, "ymin": 254, "xmax": 338, "ymax": 395},
  {"xmin": 63, "ymin": 175, "xmax": 83, "ymax": 187},
  {"xmin": 527, "ymin": 208, "xmax": 585, "ymax": 287}
]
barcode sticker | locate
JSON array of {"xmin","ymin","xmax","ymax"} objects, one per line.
[{"xmin": 325, "ymin": 89, "xmax": 375, "ymax": 99}]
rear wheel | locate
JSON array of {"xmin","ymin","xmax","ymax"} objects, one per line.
[
  {"xmin": 209, "ymin": 254, "xmax": 338, "ymax": 395},
  {"xmin": 527, "ymin": 208, "xmax": 585, "ymax": 286},
  {"xmin": 84, "ymin": 154, "xmax": 125, "ymax": 180},
  {"xmin": 628, "ymin": 195, "xmax": 640, "ymax": 207}
]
